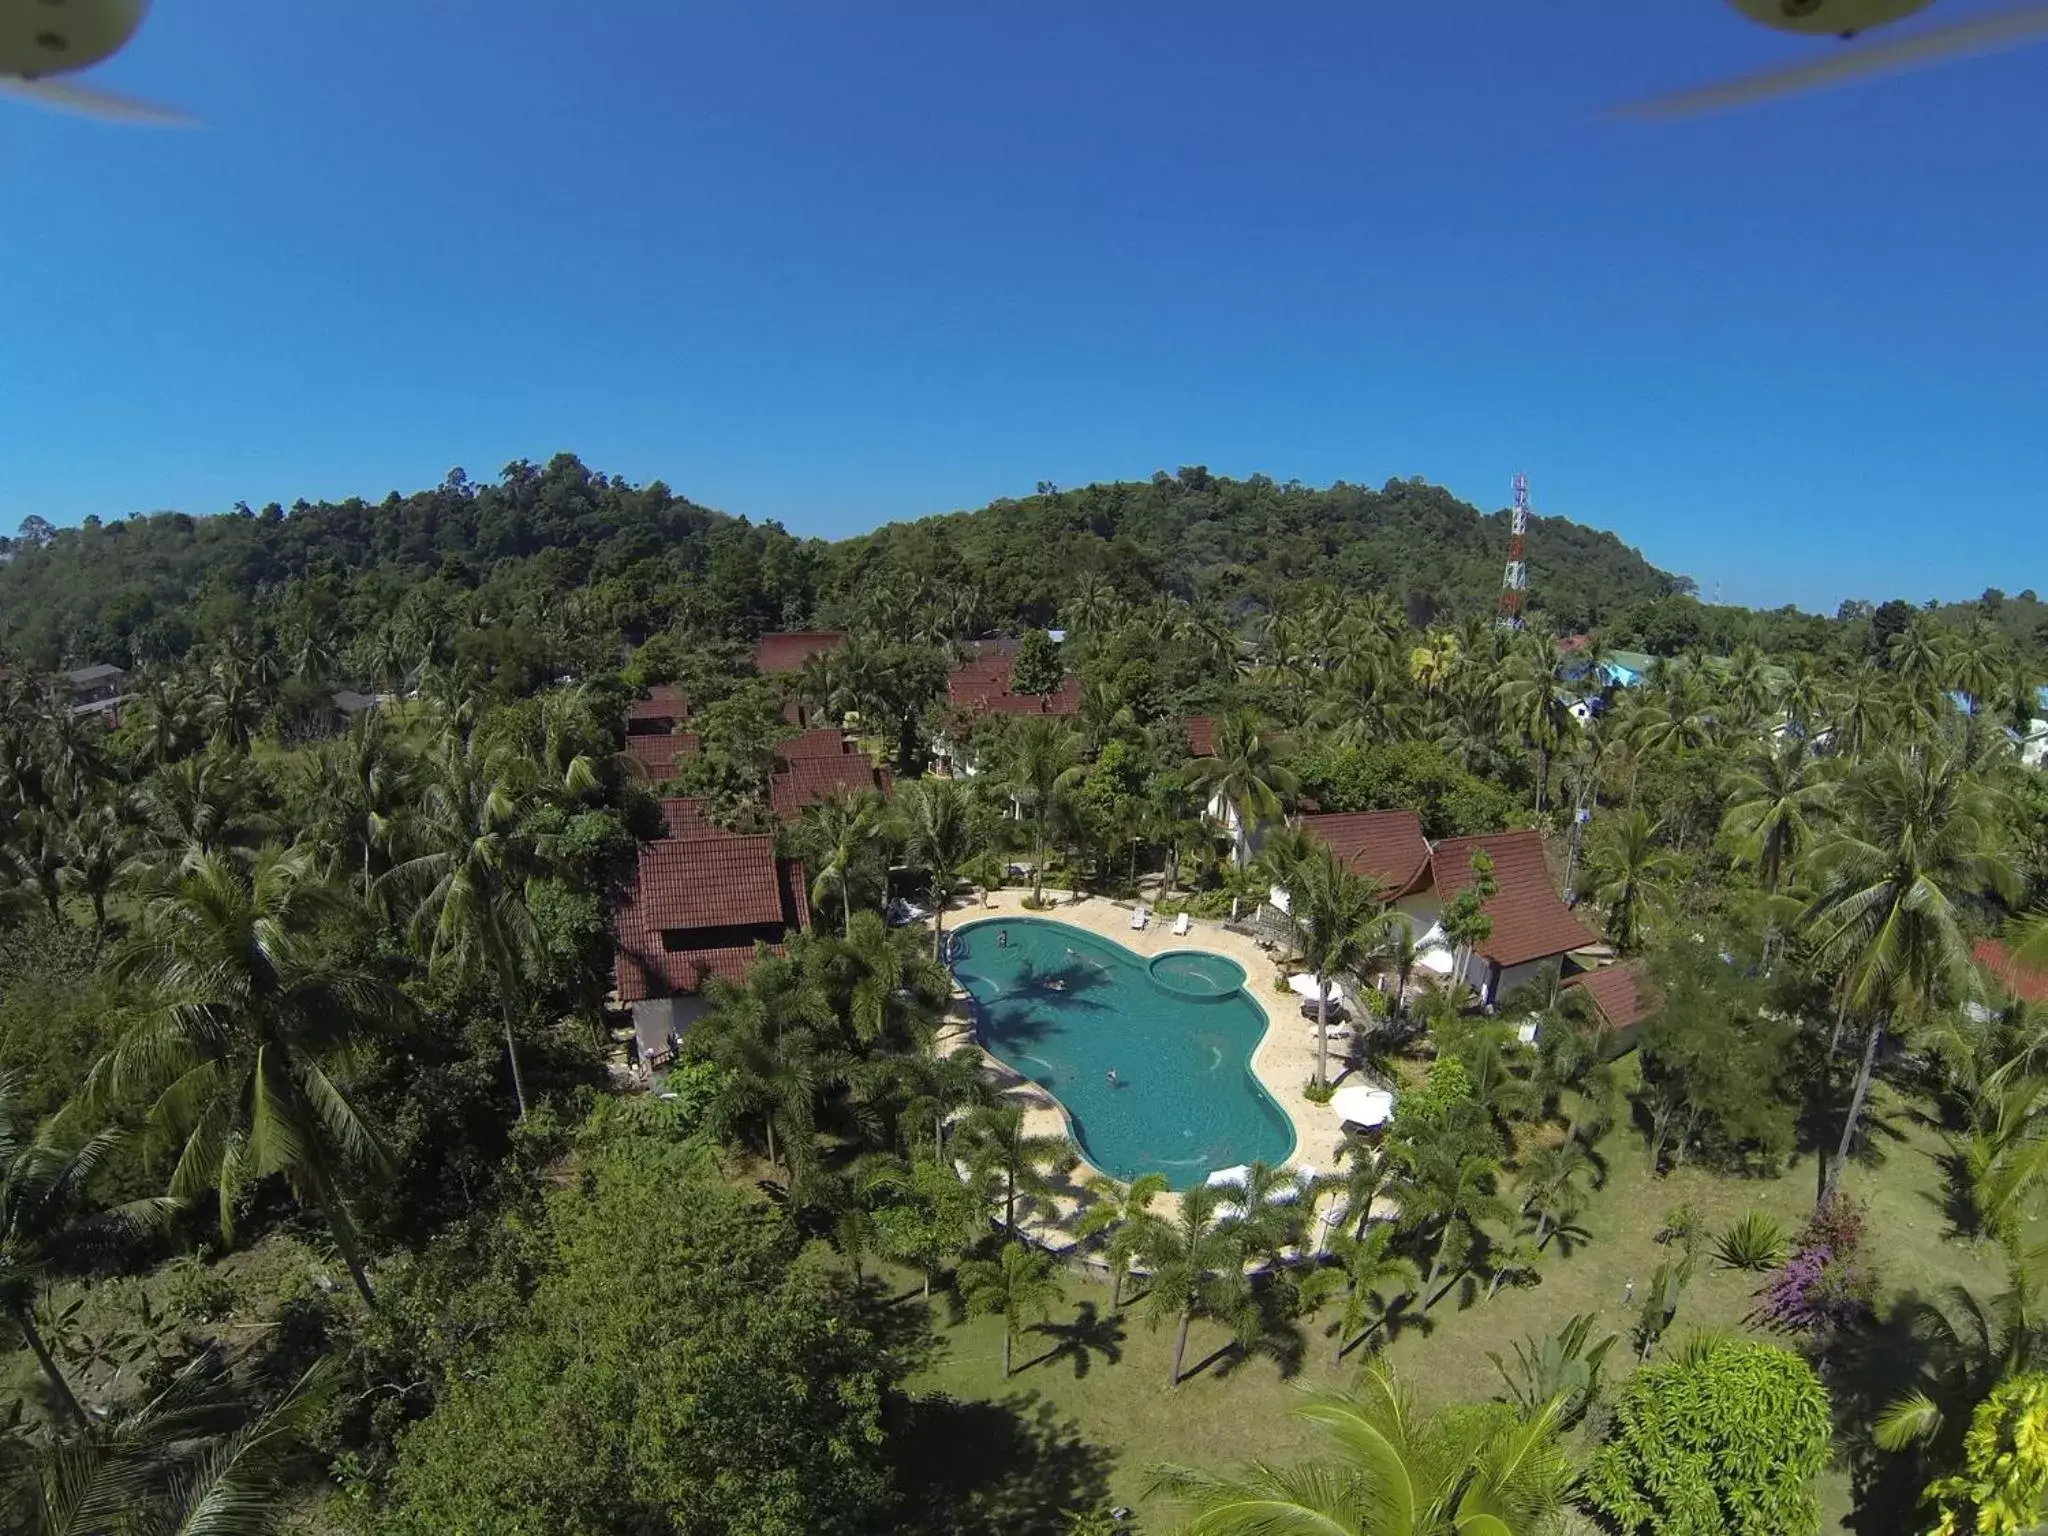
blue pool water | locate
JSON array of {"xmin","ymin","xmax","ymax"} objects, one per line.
[{"xmin": 951, "ymin": 918, "xmax": 1294, "ymax": 1188}]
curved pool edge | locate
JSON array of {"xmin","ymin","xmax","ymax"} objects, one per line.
[{"xmin": 949, "ymin": 914, "xmax": 1298, "ymax": 1189}]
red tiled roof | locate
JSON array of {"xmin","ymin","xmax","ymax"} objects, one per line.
[
  {"xmin": 1555, "ymin": 634, "xmax": 1592, "ymax": 656},
  {"xmin": 1184, "ymin": 716, "xmax": 1217, "ymax": 758},
  {"xmin": 612, "ymin": 834, "xmax": 810, "ymax": 1002},
  {"xmin": 776, "ymin": 728, "xmax": 851, "ymax": 762},
  {"xmin": 769, "ymin": 756, "xmax": 891, "ymax": 818},
  {"xmin": 1564, "ymin": 961, "xmax": 1656, "ymax": 1031},
  {"xmin": 754, "ymin": 631, "xmax": 845, "ymax": 674},
  {"xmin": 1431, "ymin": 829, "xmax": 1597, "ymax": 968},
  {"xmin": 1299, "ymin": 811, "xmax": 1432, "ymax": 898},
  {"xmin": 945, "ymin": 654, "xmax": 1081, "ymax": 717},
  {"xmin": 1976, "ymin": 938, "xmax": 2048, "ymax": 1005},
  {"xmin": 660, "ymin": 797, "xmax": 713, "ymax": 838},
  {"xmin": 627, "ymin": 684, "xmax": 689, "ymax": 724},
  {"xmin": 624, "ymin": 732, "xmax": 698, "ymax": 776}
]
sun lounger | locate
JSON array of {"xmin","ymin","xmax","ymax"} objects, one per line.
[
  {"xmin": 1172, "ymin": 911, "xmax": 1191, "ymax": 936},
  {"xmin": 1130, "ymin": 906, "xmax": 1148, "ymax": 931}
]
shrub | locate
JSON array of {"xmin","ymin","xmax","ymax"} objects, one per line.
[
  {"xmin": 1302, "ymin": 1081, "xmax": 1336, "ymax": 1105},
  {"xmin": 1713, "ymin": 1212, "xmax": 1788, "ymax": 1272}
]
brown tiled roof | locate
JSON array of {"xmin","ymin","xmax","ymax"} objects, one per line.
[
  {"xmin": 626, "ymin": 684, "xmax": 689, "ymax": 725},
  {"xmin": 775, "ymin": 728, "xmax": 850, "ymax": 763},
  {"xmin": 1564, "ymin": 961, "xmax": 1656, "ymax": 1031},
  {"xmin": 1976, "ymin": 938, "xmax": 2048, "ymax": 1005},
  {"xmin": 947, "ymin": 655, "xmax": 1080, "ymax": 717},
  {"xmin": 754, "ymin": 631, "xmax": 845, "ymax": 674},
  {"xmin": 612, "ymin": 834, "xmax": 810, "ymax": 1002},
  {"xmin": 1184, "ymin": 716, "xmax": 1217, "ymax": 758},
  {"xmin": 660, "ymin": 797, "xmax": 713, "ymax": 838},
  {"xmin": 1299, "ymin": 811, "xmax": 1432, "ymax": 898},
  {"xmin": 1431, "ymin": 829, "xmax": 1597, "ymax": 968},
  {"xmin": 624, "ymin": 732, "xmax": 698, "ymax": 776},
  {"xmin": 769, "ymin": 756, "xmax": 891, "ymax": 819}
]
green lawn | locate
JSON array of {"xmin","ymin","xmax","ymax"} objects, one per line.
[{"xmin": 906, "ymin": 1079, "xmax": 2006, "ymax": 1533}]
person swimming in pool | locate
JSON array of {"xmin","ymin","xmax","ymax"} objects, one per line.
[
  {"xmin": 1106, "ymin": 1069, "xmax": 1119, "ymax": 1089},
  {"xmin": 997, "ymin": 929, "xmax": 1009, "ymax": 948}
]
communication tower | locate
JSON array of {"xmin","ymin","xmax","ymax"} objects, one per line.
[{"xmin": 1497, "ymin": 472, "xmax": 1529, "ymax": 629}]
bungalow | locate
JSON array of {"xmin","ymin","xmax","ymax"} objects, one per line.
[
  {"xmin": 1562, "ymin": 959, "xmax": 1657, "ymax": 1050},
  {"xmin": 934, "ymin": 642, "xmax": 1080, "ymax": 772},
  {"xmin": 624, "ymin": 731, "xmax": 700, "ymax": 781},
  {"xmin": 1287, "ymin": 810, "xmax": 1434, "ymax": 927},
  {"xmin": 754, "ymin": 631, "xmax": 845, "ymax": 675},
  {"xmin": 768, "ymin": 742, "xmax": 891, "ymax": 820},
  {"xmin": 626, "ymin": 684, "xmax": 688, "ymax": 737},
  {"xmin": 612, "ymin": 800, "xmax": 810, "ymax": 1066},
  {"xmin": 64, "ymin": 663, "xmax": 128, "ymax": 726},
  {"xmin": 1428, "ymin": 830, "xmax": 1599, "ymax": 1006}
]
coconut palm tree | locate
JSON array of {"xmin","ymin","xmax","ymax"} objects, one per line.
[
  {"xmin": 305, "ymin": 710, "xmax": 413, "ymax": 900},
  {"xmin": 382, "ymin": 730, "xmax": 542, "ymax": 1118},
  {"xmin": 998, "ymin": 717, "xmax": 1087, "ymax": 904},
  {"xmin": 957, "ymin": 1103, "xmax": 1077, "ymax": 1240},
  {"xmin": 1148, "ymin": 1362, "xmax": 1574, "ymax": 1535},
  {"xmin": 1800, "ymin": 746, "xmax": 2018, "ymax": 1206},
  {"xmin": 59, "ymin": 801, "xmax": 132, "ymax": 936},
  {"xmin": 797, "ymin": 786, "xmax": 885, "ymax": 940},
  {"xmin": 1888, "ymin": 615, "xmax": 1952, "ymax": 710},
  {"xmin": 1139, "ymin": 1183, "xmax": 1257, "ymax": 1389},
  {"xmin": 1719, "ymin": 735, "xmax": 1832, "ymax": 896},
  {"xmin": 1405, "ymin": 1148, "xmax": 1514, "ymax": 1309},
  {"xmin": 1496, "ymin": 648, "xmax": 1579, "ymax": 814},
  {"xmin": 1308, "ymin": 1221, "xmax": 1418, "ymax": 1368},
  {"xmin": 1830, "ymin": 661, "xmax": 1894, "ymax": 762},
  {"xmin": 900, "ymin": 1044, "xmax": 994, "ymax": 1163},
  {"xmin": 1186, "ymin": 709, "xmax": 1297, "ymax": 867},
  {"xmin": 958, "ymin": 1239, "xmax": 1066, "ymax": 1380},
  {"xmin": 1073, "ymin": 1171, "xmax": 1169, "ymax": 1310},
  {"xmin": 691, "ymin": 951, "xmax": 841, "ymax": 1179},
  {"xmin": 1515, "ymin": 1139, "xmax": 1594, "ymax": 1250},
  {"xmin": 94, "ymin": 847, "xmax": 402, "ymax": 1306},
  {"xmin": 1, "ymin": 1078, "xmax": 177, "ymax": 1428},
  {"xmin": 895, "ymin": 776, "xmax": 986, "ymax": 959},
  {"xmin": 5, "ymin": 809, "xmax": 67, "ymax": 921},
  {"xmin": 1288, "ymin": 847, "xmax": 1394, "ymax": 1088},
  {"xmin": 822, "ymin": 908, "xmax": 950, "ymax": 1051},
  {"xmin": 1578, "ymin": 810, "xmax": 1678, "ymax": 954}
]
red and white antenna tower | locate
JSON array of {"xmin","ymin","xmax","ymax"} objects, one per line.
[{"xmin": 1496, "ymin": 471, "xmax": 1528, "ymax": 629}]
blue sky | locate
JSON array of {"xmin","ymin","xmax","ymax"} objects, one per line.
[{"xmin": 4, "ymin": 2, "xmax": 2044, "ymax": 611}]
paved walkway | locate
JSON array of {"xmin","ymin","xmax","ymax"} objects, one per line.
[{"xmin": 935, "ymin": 889, "xmax": 1366, "ymax": 1247}]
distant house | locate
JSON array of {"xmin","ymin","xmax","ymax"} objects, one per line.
[
  {"xmin": 769, "ymin": 748, "xmax": 891, "ymax": 821},
  {"xmin": 1563, "ymin": 960, "xmax": 1657, "ymax": 1050},
  {"xmin": 64, "ymin": 663, "xmax": 127, "ymax": 726},
  {"xmin": 1975, "ymin": 937, "xmax": 2048, "ymax": 1007},
  {"xmin": 1429, "ymin": 830, "xmax": 1599, "ymax": 1006},
  {"xmin": 1183, "ymin": 715, "xmax": 1218, "ymax": 759},
  {"xmin": 934, "ymin": 641, "xmax": 1081, "ymax": 772},
  {"xmin": 754, "ymin": 631, "xmax": 845, "ymax": 675},
  {"xmin": 626, "ymin": 684, "xmax": 688, "ymax": 737},
  {"xmin": 624, "ymin": 731, "xmax": 700, "ymax": 781},
  {"xmin": 612, "ymin": 801, "xmax": 810, "ymax": 1066}
]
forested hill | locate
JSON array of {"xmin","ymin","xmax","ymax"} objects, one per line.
[
  {"xmin": 0, "ymin": 455, "xmax": 1679, "ymax": 668},
  {"xmin": 839, "ymin": 469, "xmax": 1683, "ymax": 632}
]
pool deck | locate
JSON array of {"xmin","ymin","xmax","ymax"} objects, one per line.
[{"xmin": 937, "ymin": 890, "xmax": 1359, "ymax": 1243}]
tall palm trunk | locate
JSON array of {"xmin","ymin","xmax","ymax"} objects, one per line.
[
  {"xmin": 1171, "ymin": 1305, "xmax": 1193, "ymax": 1388},
  {"xmin": 1001, "ymin": 1323, "xmax": 1013, "ymax": 1380},
  {"xmin": 500, "ymin": 998, "xmax": 529, "ymax": 1119},
  {"xmin": 1032, "ymin": 820, "xmax": 1047, "ymax": 905},
  {"xmin": 1823, "ymin": 1016, "xmax": 1886, "ymax": 1209},
  {"xmin": 1315, "ymin": 979, "xmax": 1331, "ymax": 1089},
  {"xmin": 840, "ymin": 870, "xmax": 852, "ymax": 939},
  {"xmin": 13, "ymin": 1304, "xmax": 87, "ymax": 1428},
  {"xmin": 1534, "ymin": 743, "xmax": 1548, "ymax": 814},
  {"xmin": 311, "ymin": 1169, "xmax": 377, "ymax": 1307}
]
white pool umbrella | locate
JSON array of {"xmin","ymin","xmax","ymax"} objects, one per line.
[
  {"xmin": 1329, "ymin": 1083, "xmax": 1395, "ymax": 1129},
  {"xmin": 1206, "ymin": 1164, "xmax": 1251, "ymax": 1190},
  {"xmin": 1288, "ymin": 973, "xmax": 1344, "ymax": 1005}
]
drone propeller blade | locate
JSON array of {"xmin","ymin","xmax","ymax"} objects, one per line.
[
  {"xmin": 1617, "ymin": 3, "xmax": 2048, "ymax": 119},
  {"xmin": 0, "ymin": 75, "xmax": 193, "ymax": 126}
]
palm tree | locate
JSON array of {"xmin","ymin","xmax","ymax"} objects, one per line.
[
  {"xmin": 382, "ymin": 731, "xmax": 542, "ymax": 1118},
  {"xmin": 1, "ymin": 1078, "xmax": 177, "ymax": 1427},
  {"xmin": 93, "ymin": 847, "xmax": 401, "ymax": 1306},
  {"xmin": 307, "ymin": 709, "xmax": 413, "ymax": 900},
  {"xmin": 1148, "ymin": 1362, "xmax": 1574, "ymax": 1535},
  {"xmin": 1578, "ymin": 809, "xmax": 1677, "ymax": 954},
  {"xmin": 900, "ymin": 1044, "xmax": 994, "ymax": 1162},
  {"xmin": 1801, "ymin": 746, "xmax": 2018, "ymax": 1206},
  {"xmin": 1831, "ymin": 661, "xmax": 1894, "ymax": 762},
  {"xmin": 59, "ymin": 801, "xmax": 131, "ymax": 935},
  {"xmin": 998, "ymin": 717, "xmax": 1086, "ymax": 904},
  {"xmin": 1187, "ymin": 709, "xmax": 1297, "ymax": 866},
  {"xmin": 1496, "ymin": 648, "xmax": 1579, "ymax": 814},
  {"xmin": 692, "ymin": 952, "xmax": 841, "ymax": 1179},
  {"xmin": 1288, "ymin": 847, "xmax": 1392, "ymax": 1088},
  {"xmin": 957, "ymin": 1103, "xmax": 1076, "ymax": 1239},
  {"xmin": 823, "ymin": 908, "xmax": 949, "ymax": 1050},
  {"xmin": 958, "ymin": 1239, "xmax": 1066, "ymax": 1380},
  {"xmin": 798, "ymin": 786, "xmax": 885, "ymax": 939},
  {"xmin": 8, "ymin": 1351, "xmax": 330, "ymax": 1535},
  {"xmin": 1405, "ymin": 1149, "xmax": 1514, "ymax": 1309},
  {"xmin": 1719, "ymin": 734, "xmax": 1831, "ymax": 895},
  {"xmin": 1139, "ymin": 1183, "xmax": 1255, "ymax": 1389},
  {"xmin": 1072, "ymin": 1171, "xmax": 1169, "ymax": 1310},
  {"xmin": 1888, "ymin": 615, "xmax": 1952, "ymax": 710},
  {"xmin": 1310, "ymin": 1221, "xmax": 1418, "ymax": 1368},
  {"xmin": 895, "ymin": 776, "xmax": 986, "ymax": 959},
  {"xmin": 1515, "ymin": 1139, "xmax": 1593, "ymax": 1249},
  {"xmin": 5, "ymin": 809, "xmax": 67, "ymax": 920}
]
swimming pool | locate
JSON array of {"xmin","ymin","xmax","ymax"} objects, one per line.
[{"xmin": 951, "ymin": 917, "xmax": 1294, "ymax": 1188}]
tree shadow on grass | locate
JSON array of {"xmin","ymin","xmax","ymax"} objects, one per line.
[
  {"xmin": 1022, "ymin": 1301, "xmax": 1126, "ymax": 1379},
  {"xmin": 889, "ymin": 1389, "xmax": 1116, "ymax": 1536},
  {"xmin": 1827, "ymin": 1294, "xmax": 1944, "ymax": 1536}
]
